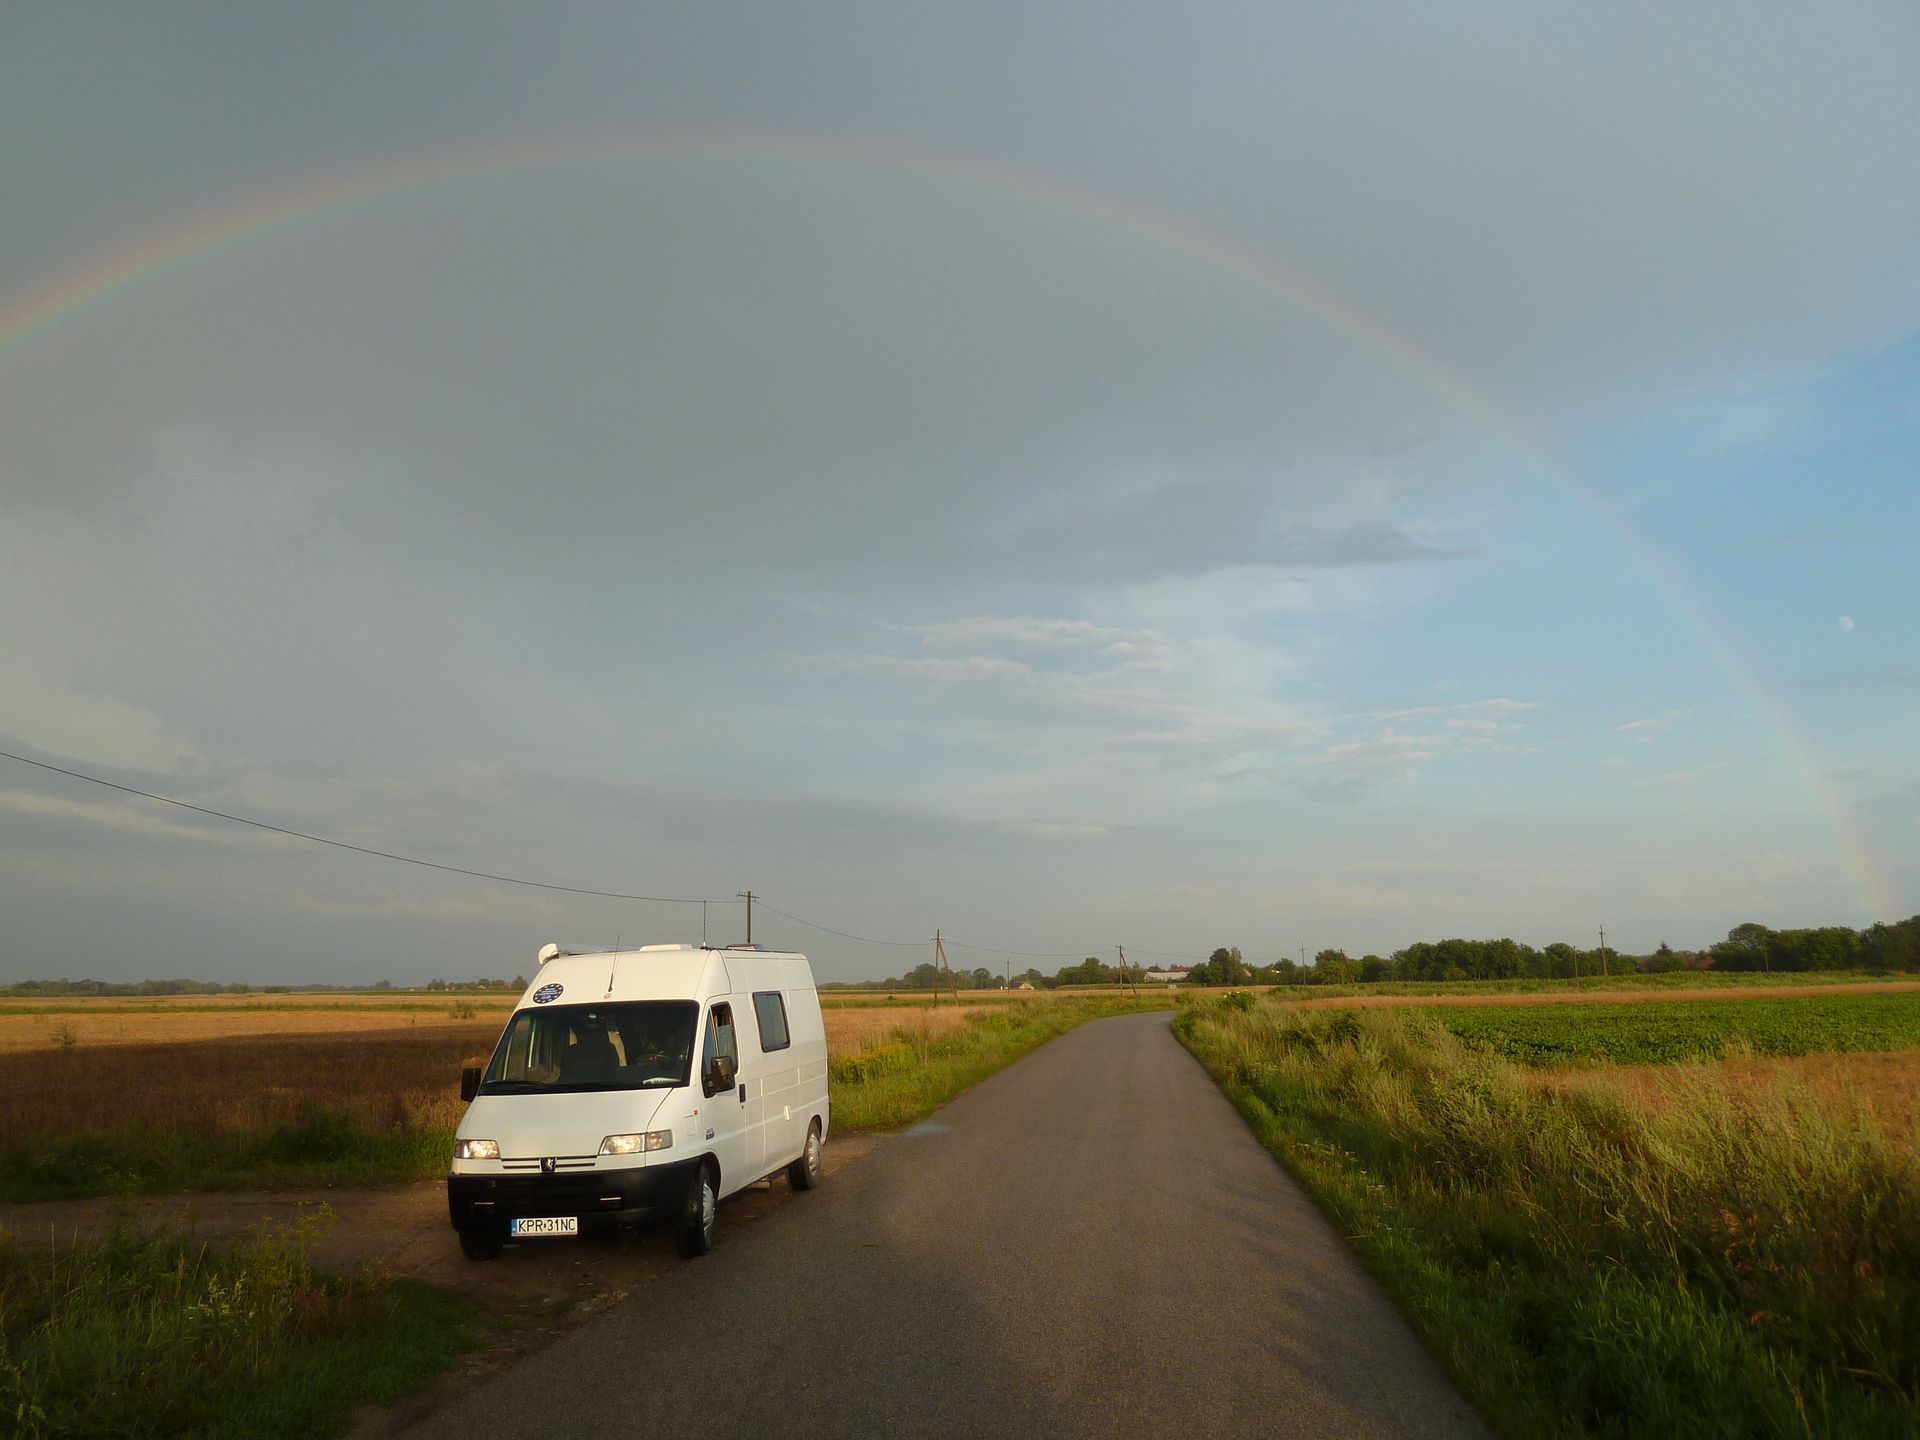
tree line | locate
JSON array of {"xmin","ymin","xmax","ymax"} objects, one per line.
[
  {"xmin": 821, "ymin": 916, "xmax": 1920, "ymax": 991},
  {"xmin": 1192, "ymin": 916, "xmax": 1920, "ymax": 986}
]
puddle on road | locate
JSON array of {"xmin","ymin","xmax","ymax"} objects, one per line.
[{"xmin": 901, "ymin": 1121, "xmax": 952, "ymax": 1138}]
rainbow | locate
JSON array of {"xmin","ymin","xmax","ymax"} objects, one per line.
[{"xmin": 0, "ymin": 131, "xmax": 1897, "ymax": 920}]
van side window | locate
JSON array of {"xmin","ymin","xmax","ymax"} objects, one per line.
[
  {"xmin": 752, "ymin": 991, "xmax": 790, "ymax": 1052},
  {"xmin": 701, "ymin": 1002, "xmax": 738, "ymax": 1095}
]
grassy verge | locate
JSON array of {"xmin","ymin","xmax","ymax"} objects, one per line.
[
  {"xmin": 1175, "ymin": 994, "xmax": 1920, "ymax": 1437},
  {"xmin": 829, "ymin": 995, "xmax": 1173, "ymax": 1130},
  {"xmin": 0, "ymin": 1209, "xmax": 474, "ymax": 1439}
]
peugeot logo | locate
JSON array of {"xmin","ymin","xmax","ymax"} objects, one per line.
[{"xmin": 541, "ymin": 1157, "xmax": 557, "ymax": 1175}]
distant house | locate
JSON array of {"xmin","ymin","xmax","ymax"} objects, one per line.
[
  {"xmin": 1015, "ymin": 980, "xmax": 1037, "ymax": 991},
  {"xmin": 1143, "ymin": 966, "xmax": 1188, "ymax": 985}
]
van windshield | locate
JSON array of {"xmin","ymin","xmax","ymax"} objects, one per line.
[{"xmin": 480, "ymin": 1001, "xmax": 699, "ymax": 1094}]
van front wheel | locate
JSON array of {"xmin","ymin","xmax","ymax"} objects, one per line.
[
  {"xmin": 788, "ymin": 1122, "xmax": 822, "ymax": 1191},
  {"xmin": 680, "ymin": 1164, "xmax": 717, "ymax": 1257}
]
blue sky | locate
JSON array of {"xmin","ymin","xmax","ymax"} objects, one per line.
[{"xmin": 0, "ymin": 3, "xmax": 1916, "ymax": 983}]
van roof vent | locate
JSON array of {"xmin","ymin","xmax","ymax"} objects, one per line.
[
  {"xmin": 724, "ymin": 943, "xmax": 766, "ymax": 950},
  {"xmin": 638, "ymin": 943, "xmax": 697, "ymax": 953}
]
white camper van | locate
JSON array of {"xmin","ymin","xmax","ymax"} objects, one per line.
[{"xmin": 446, "ymin": 943, "xmax": 830, "ymax": 1260}]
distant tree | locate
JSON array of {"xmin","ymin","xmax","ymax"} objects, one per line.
[
  {"xmin": 427, "ymin": 978, "xmax": 448, "ymax": 991},
  {"xmin": 1710, "ymin": 922, "xmax": 1775, "ymax": 972},
  {"xmin": 1358, "ymin": 954, "xmax": 1390, "ymax": 984},
  {"xmin": 1314, "ymin": 949, "xmax": 1357, "ymax": 984},
  {"xmin": 511, "ymin": 975, "xmax": 528, "ymax": 990}
]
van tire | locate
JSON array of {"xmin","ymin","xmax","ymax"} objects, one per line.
[
  {"xmin": 458, "ymin": 1225, "xmax": 505, "ymax": 1261},
  {"xmin": 788, "ymin": 1121, "xmax": 823, "ymax": 1191},
  {"xmin": 680, "ymin": 1163, "xmax": 717, "ymax": 1257}
]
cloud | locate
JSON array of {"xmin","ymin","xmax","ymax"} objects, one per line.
[
  {"xmin": 1001, "ymin": 480, "xmax": 1474, "ymax": 579},
  {"xmin": 0, "ymin": 678, "xmax": 204, "ymax": 775},
  {"xmin": 1269, "ymin": 523, "xmax": 1472, "ymax": 567},
  {"xmin": 0, "ymin": 789, "xmax": 299, "ymax": 849},
  {"xmin": 1612, "ymin": 710, "xmax": 1686, "ymax": 735},
  {"xmin": 1838, "ymin": 615, "xmax": 1855, "ymax": 632},
  {"xmin": 1296, "ymin": 733, "xmax": 1444, "ymax": 777},
  {"xmin": 1632, "ymin": 771, "xmax": 1698, "ymax": 792},
  {"xmin": 908, "ymin": 616, "xmax": 1169, "ymax": 663},
  {"xmin": 1012, "ymin": 821, "xmax": 1115, "ymax": 843}
]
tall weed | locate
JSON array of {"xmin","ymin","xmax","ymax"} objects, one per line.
[
  {"xmin": 0, "ymin": 1209, "xmax": 470, "ymax": 1439},
  {"xmin": 1176, "ymin": 997, "xmax": 1920, "ymax": 1436}
]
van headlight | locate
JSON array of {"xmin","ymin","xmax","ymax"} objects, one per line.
[
  {"xmin": 599, "ymin": 1131, "xmax": 673, "ymax": 1155},
  {"xmin": 453, "ymin": 1138, "xmax": 500, "ymax": 1160}
]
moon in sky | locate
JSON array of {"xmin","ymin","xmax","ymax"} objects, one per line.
[{"xmin": 1838, "ymin": 616, "xmax": 1856, "ymax": 632}]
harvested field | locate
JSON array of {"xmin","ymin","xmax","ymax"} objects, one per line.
[
  {"xmin": 5, "ymin": 994, "xmax": 995, "ymax": 1062},
  {"xmin": 0, "ymin": 1027, "xmax": 501, "ymax": 1146},
  {"xmin": 0, "ymin": 1002, "xmax": 514, "ymax": 1053}
]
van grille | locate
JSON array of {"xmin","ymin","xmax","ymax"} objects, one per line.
[{"xmin": 501, "ymin": 1155, "xmax": 597, "ymax": 1172}]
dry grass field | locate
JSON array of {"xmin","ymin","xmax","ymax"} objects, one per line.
[
  {"xmin": 1, "ymin": 996, "xmax": 1026, "ymax": 1145},
  {"xmin": 0, "ymin": 1027, "xmax": 501, "ymax": 1146},
  {"xmin": 0, "ymin": 1002, "xmax": 515, "ymax": 1053},
  {"xmin": 1542, "ymin": 1046, "xmax": 1920, "ymax": 1144},
  {"xmin": 1282, "ymin": 978, "xmax": 1920, "ymax": 1011}
]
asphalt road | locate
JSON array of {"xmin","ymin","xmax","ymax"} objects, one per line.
[{"xmin": 404, "ymin": 1011, "xmax": 1488, "ymax": 1439}]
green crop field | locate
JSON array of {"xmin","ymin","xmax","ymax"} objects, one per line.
[{"xmin": 1418, "ymin": 992, "xmax": 1920, "ymax": 1066}]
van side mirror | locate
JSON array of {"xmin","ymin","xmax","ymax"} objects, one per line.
[
  {"xmin": 460, "ymin": 1066, "xmax": 482, "ymax": 1102},
  {"xmin": 709, "ymin": 1054, "xmax": 735, "ymax": 1092}
]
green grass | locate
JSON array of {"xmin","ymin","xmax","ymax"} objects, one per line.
[
  {"xmin": 0, "ymin": 1210, "xmax": 475, "ymax": 1439},
  {"xmin": 1175, "ymin": 995, "xmax": 1920, "ymax": 1437},
  {"xmin": 1421, "ymin": 992, "xmax": 1920, "ymax": 1067},
  {"xmin": 0, "ymin": 1110, "xmax": 455, "ymax": 1205},
  {"xmin": 829, "ymin": 995, "xmax": 1175, "ymax": 1130}
]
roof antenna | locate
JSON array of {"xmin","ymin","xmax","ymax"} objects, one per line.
[{"xmin": 605, "ymin": 937, "xmax": 618, "ymax": 998}]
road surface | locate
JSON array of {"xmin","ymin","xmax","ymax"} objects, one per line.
[{"xmin": 403, "ymin": 1010, "xmax": 1488, "ymax": 1439}]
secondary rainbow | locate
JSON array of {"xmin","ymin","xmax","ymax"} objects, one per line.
[{"xmin": 0, "ymin": 131, "xmax": 1894, "ymax": 920}]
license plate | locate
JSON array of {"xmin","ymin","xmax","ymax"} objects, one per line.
[{"xmin": 510, "ymin": 1216, "xmax": 579, "ymax": 1237}]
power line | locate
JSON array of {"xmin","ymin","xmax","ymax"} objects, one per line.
[
  {"xmin": 0, "ymin": 749, "xmax": 737, "ymax": 907},
  {"xmin": 751, "ymin": 900, "xmax": 928, "ymax": 949}
]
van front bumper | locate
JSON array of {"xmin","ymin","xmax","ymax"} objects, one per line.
[{"xmin": 447, "ymin": 1157, "xmax": 701, "ymax": 1231}]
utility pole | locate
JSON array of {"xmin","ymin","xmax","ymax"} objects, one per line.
[
  {"xmin": 737, "ymin": 891, "xmax": 754, "ymax": 946},
  {"xmin": 1598, "ymin": 926, "xmax": 1608, "ymax": 979},
  {"xmin": 932, "ymin": 929, "xmax": 960, "ymax": 1005},
  {"xmin": 1118, "ymin": 945, "xmax": 1137, "ymax": 998}
]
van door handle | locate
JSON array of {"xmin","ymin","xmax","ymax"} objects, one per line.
[{"xmin": 738, "ymin": 1083, "xmax": 748, "ymax": 1103}]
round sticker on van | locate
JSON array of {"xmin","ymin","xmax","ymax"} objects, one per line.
[{"xmin": 532, "ymin": 982, "xmax": 564, "ymax": 1004}]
